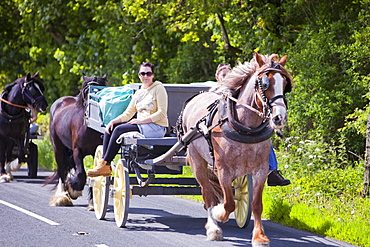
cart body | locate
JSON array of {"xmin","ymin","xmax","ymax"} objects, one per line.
[{"xmin": 87, "ymin": 82, "xmax": 253, "ymax": 229}]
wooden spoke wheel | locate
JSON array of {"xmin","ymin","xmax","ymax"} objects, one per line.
[
  {"xmin": 113, "ymin": 159, "xmax": 130, "ymax": 228},
  {"xmin": 92, "ymin": 145, "xmax": 110, "ymax": 220},
  {"xmin": 233, "ymin": 174, "xmax": 253, "ymax": 228}
]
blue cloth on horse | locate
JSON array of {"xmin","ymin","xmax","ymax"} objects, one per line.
[
  {"xmin": 268, "ymin": 145, "xmax": 278, "ymax": 170},
  {"xmin": 96, "ymin": 85, "xmax": 133, "ymax": 126}
]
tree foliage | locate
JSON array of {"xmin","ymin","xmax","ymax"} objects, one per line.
[{"xmin": 1, "ymin": 0, "xmax": 369, "ymax": 158}]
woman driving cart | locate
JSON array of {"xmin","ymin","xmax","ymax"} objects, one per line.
[{"xmin": 87, "ymin": 62, "xmax": 169, "ymax": 177}]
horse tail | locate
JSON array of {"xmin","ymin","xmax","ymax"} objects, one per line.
[
  {"xmin": 44, "ymin": 171, "xmax": 60, "ymax": 190},
  {"xmin": 207, "ymin": 166, "xmax": 224, "ymax": 205},
  {"xmin": 187, "ymin": 154, "xmax": 223, "ymax": 207}
]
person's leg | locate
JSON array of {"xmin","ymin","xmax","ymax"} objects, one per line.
[
  {"xmin": 87, "ymin": 123, "xmax": 139, "ymax": 177},
  {"xmin": 268, "ymin": 144, "xmax": 278, "ymax": 170},
  {"xmin": 267, "ymin": 144, "xmax": 291, "ymax": 186},
  {"xmin": 103, "ymin": 123, "xmax": 139, "ymax": 163}
]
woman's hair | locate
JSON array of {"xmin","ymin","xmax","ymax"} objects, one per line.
[
  {"xmin": 215, "ymin": 63, "xmax": 231, "ymax": 78},
  {"xmin": 139, "ymin": 62, "xmax": 155, "ymax": 73}
]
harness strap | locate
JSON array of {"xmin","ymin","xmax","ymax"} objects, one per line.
[
  {"xmin": 0, "ymin": 97, "xmax": 30, "ymax": 109},
  {"xmin": 195, "ymin": 99, "xmax": 226, "ymax": 170},
  {"xmin": 228, "ymin": 95, "xmax": 264, "ymax": 118}
]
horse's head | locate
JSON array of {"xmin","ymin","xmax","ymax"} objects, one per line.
[
  {"xmin": 22, "ymin": 71, "xmax": 48, "ymax": 112},
  {"xmin": 77, "ymin": 73, "xmax": 108, "ymax": 108},
  {"xmin": 254, "ymin": 52, "xmax": 292, "ymax": 130},
  {"xmin": 82, "ymin": 73, "xmax": 108, "ymax": 88}
]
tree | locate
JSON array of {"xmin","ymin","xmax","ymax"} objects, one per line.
[{"xmin": 364, "ymin": 114, "xmax": 370, "ymax": 196}]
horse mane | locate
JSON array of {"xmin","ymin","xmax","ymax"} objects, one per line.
[
  {"xmin": 4, "ymin": 74, "xmax": 45, "ymax": 94},
  {"xmin": 221, "ymin": 54, "xmax": 292, "ymax": 91},
  {"xmin": 3, "ymin": 77, "xmax": 23, "ymax": 93},
  {"xmin": 76, "ymin": 74, "xmax": 108, "ymax": 108}
]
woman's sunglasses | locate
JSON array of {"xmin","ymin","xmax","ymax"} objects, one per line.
[{"xmin": 139, "ymin": 72, "xmax": 154, "ymax": 77}]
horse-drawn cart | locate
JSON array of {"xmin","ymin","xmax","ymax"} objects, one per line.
[
  {"xmin": 86, "ymin": 83, "xmax": 253, "ymax": 228},
  {"xmin": 7, "ymin": 123, "xmax": 41, "ymax": 178}
]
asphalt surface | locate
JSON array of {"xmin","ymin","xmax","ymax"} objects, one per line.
[{"xmin": 0, "ymin": 167, "xmax": 357, "ymax": 247}]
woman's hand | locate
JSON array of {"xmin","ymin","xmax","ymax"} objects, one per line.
[{"xmin": 106, "ymin": 120, "xmax": 116, "ymax": 134}]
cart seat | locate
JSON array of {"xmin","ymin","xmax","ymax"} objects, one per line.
[{"xmin": 123, "ymin": 136, "xmax": 179, "ymax": 146}]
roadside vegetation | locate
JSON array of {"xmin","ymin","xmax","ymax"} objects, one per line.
[{"xmin": 264, "ymin": 136, "xmax": 370, "ymax": 247}]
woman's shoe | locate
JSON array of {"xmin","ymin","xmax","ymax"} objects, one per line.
[{"xmin": 87, "ymin": 160, "xmax": 112, "ymax": 177}]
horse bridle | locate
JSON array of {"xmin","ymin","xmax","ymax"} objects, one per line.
[
  {"xmin": 21, "ymin": 78, "xmax": 45, "ymax": 108},
  {"xmin": 0, "ymin": 78, "xmax": 45, "ymax": 111},
  {"xmin": 225, "ymin": 68, "xmax": 289, "ymax": 121},
  {"xmin": 254, "ymin": 68, "xmax": 288, "ymax": 118}
]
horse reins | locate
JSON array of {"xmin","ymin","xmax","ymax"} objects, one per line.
[
  {"xmin": 0, "ymin": 97, "xmax": 31, "ymax": 110},
  {"xmin": 227, "ymin": 94, "xmax": 265, "ymax": 118},
  {"xmin": 0, "ymin": 78, "xmax": 43, "ymax": 110}
]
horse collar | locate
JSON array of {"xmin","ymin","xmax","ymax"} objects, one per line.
[
  {"xmin": 0, "ymin": 89, "xmax": 28, "ymax": 123},
  {"xmin": 219, "ymin": 91, "xmax": 274, "ymax": 144}
]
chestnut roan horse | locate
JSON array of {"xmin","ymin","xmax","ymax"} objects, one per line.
[
  {"xmin": 47, "ymin": 74, "xmax": 107, "ymax": 207},
  {"xmin": 181, "ymin": 52, "xmax": 292, "ymax": 246},
  {"xmin": 0, "ymin": 72, "xmax": 48, "ymax": 183}
]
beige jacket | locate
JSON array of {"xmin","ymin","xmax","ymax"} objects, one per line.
[{"xmin": 118, "ymin": 81, "xmax": 169, "ymax": 127}]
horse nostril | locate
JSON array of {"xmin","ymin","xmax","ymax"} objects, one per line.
[{"xmin": 273, "ymin": 114, "xmax": 285, "ymax": 126}]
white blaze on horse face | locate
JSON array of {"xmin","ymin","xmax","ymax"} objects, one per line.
[
  {"xmin": 34, "ymin": 83, "xmax": 43, "ymax": 96},
  {"xmin": 271, "ymin": 73, "xmax": 287, "ymax": 128}
]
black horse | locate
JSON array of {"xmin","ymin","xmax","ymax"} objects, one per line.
[
  {"xmin": 47, "ymin": 74, "xmax": 107, "ymax": 208},
  {"xmin": 0, "ymin": 72, "xmax": 48, "ymax": 183}
]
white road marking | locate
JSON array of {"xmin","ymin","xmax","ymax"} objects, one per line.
[{"xmin": 0, "ymin": 199, "xmax": 60, "ymax": 226}]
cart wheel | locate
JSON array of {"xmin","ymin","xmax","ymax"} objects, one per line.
[
  {"xmin": 92, "ymin": 145, "xmax": 110, "ymax": 220},
  {"xmin": 27, "ymin": 142, "xmax": 38, "ymax": 178},
  {"xmin": 113, "ymin": 159, "xmax": 130, "ymax": 228},
  {"xmin": 233, "ymin": 174, "xmax": 253, "ymax": 228}
]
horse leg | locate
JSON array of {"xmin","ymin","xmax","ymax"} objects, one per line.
[
  {"xmin": 211, "ymin": 167, "xmax": 235, "ymax": 223},
  {"xmin": 188, "ymin": 152, "xmax": 223, "ymax": 241},
  {"xmin": 49, "ymin": 178, "xmax": 73, "ymax": 206},
  {"xmin": 49, "ymin": 134, "xmax": 74, "ymax": 206},
  {"xmin": 5, "ymin": 144, "xmax": 16, "ymax": 181},
  {"xmin": 86, "ymin": 186, "xmax": 94, "ymax": 211},
  {"xmin": 205, "ymin": 207, "xmax": 223, "ymax": 241},
  {"xmin": 251, "ymin": 172, "xmax": 270, "ymax": 247},
  {"xmin": 0, "ymin": 144, "xmax": 11, "ymax": 183},
  {"xmin": 66, "ymin": 147, "xmax": 84, "ymax": 199}
]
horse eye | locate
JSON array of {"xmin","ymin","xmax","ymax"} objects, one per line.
[{"xmin": 261, "ymin": 75, "xmax": 270, "ymax": 91}]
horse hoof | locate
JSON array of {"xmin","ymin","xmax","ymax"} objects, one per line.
[
  {"xmin": 66, "ymin": 186, "xmax": 83, "ymax": 200},
  {"xmin": 49, "ymin": 194, "xmax": 73, "ymax": 206},
  {"xmin": 0, "ymin": 175, "xmax": 11, "ymax": 183},
  {"xmin": 252, "ymin": 242, "xmax": 270, "ymax": 247},
  {"xmin": 206, "ymin": 224, "xmax": 223, "ymax": 241},
  {"xmin": 86, "ymin": 201, "xmax": 94, "ymax": 211}
]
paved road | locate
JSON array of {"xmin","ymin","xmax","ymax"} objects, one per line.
[{"xmin": 0, "ymin": 167, "xmax": 357, "ymax": 247}]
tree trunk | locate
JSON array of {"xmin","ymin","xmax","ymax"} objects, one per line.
[
  {"xmin": 363, "ymin": 114, "xmax": 370, "ymax": 197},
  {"xmin": 216, "ymin": 13, "xmax": 242, "ymax": 55}
]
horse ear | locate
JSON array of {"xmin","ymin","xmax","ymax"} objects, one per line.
[
  {"xmin": 82, "ymin": 73, "xmax": 87, "ymax": 81},
  {"xmin": 102, "ymin": 73, "xmax": 108, "ymax": 79},
  {"xmin": 254, "ymin": 51, "xmax": 265, "ymax": 67},
  {"xmin": 33, "ymin": 71, "xmax": 40, "ymax": 78},
  {"xmin": 26, "ymin": 72, "xmax": 31, "ymax": 81},
  {"xmin": 279, "ymin": 55, "xmax": 287, "ymax": 66}
]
